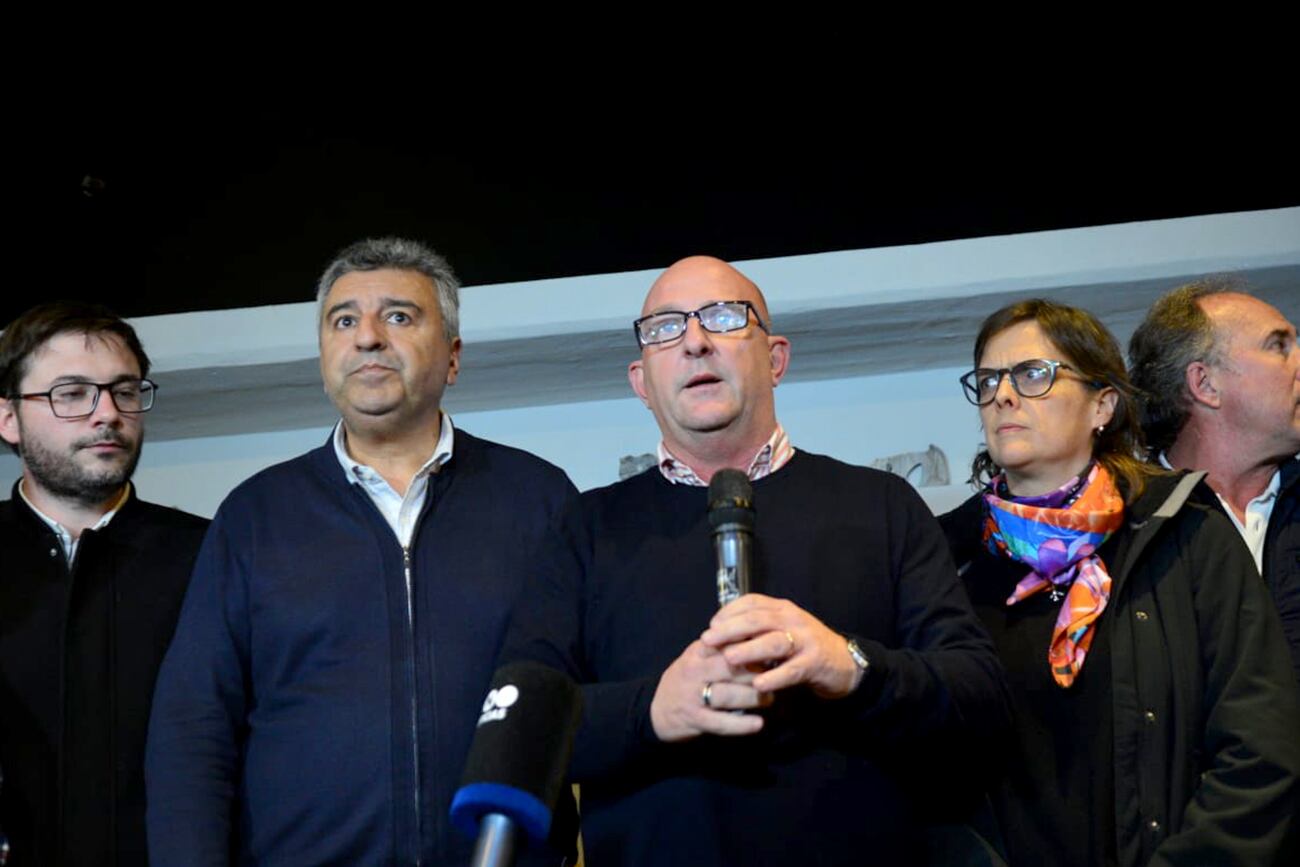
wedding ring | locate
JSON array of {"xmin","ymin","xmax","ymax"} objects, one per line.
[{"xmin": 701, "ymin": 681, "xmax": 714, "ymax": 708}]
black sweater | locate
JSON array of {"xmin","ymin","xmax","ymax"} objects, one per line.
[
  {"xmin": 0, "ymin": 486, "xmax": 208, "ymax": 866},
  {"xmin": 505, "ymin": 451, "xmax": 1010, "ymax": 866}
]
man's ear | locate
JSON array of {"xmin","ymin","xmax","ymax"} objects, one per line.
[
  {"xmin": 445, "ymin": 337, "xmax": 463, "ymax": 387},
  {"xmin": 0, "ymin": 399, "xmax": 21, "ymax": 449},
  {"xmin": 768, "ymin": 336, "xmax": 791, "ymax": 387},
  {"xmin": 1185, "ymin": 361, "xmax": 1221, "ymax": 409},
  {"xmin": 628, "ymin": 360, "xmax": 650, "ymax": 408}
]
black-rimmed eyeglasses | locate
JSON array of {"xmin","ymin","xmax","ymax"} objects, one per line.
[
  {"xmin": 960, "ymin": 360, "xmax": 1098, "ymax": 406},
  {"xmin": 633, "ymin": 301, "xmax": 769, "ymax": 348},
  {"xmin": 11, "ymin": 379, "xmax": 158, "ymax": 419}
]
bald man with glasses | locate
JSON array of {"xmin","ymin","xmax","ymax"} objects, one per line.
[{"xmin": 504, "ymin": 257, "xmax": 1010, "ymax": 867}]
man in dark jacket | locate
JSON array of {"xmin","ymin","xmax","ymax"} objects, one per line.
[
  {"xmin": 504, "ymin": 256, "xmax": 1010, "ymax": 866},
  {"xmin": 146, "ymin": 238, "xmax": 578, "ymax": 865},
  {"xmin": 1129, "ymin": 281, "xmax": 1300, "ymax": 684},
  {"xmin": 0, "ymin": 302, "xmax": 209, "ymax": 866}
]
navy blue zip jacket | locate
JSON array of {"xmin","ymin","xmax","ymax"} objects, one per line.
[{"xmin": 145, "ymin": 431, "xmax": 577, "ymax": 865}]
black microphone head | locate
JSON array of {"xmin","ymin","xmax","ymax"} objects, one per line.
[
  {"xmin": 450, "ymin": 661, "xmax": 583, "ymax": 844},
  {"xmin": 708, "ymin": 468, "xmax": 755, "ymax": 531}
]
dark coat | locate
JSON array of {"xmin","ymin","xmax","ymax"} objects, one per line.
[
  {"xmin": 146, "ymin": 431, "xmax": 578, "ymax": 866},
  {"xmin": 1184, "ymin": 457, "xmax": 1300, "ymax": 686},
  {"xmin": 942, "ymin": 472, "xmax": 1300, "ymax": 866},
  {"xmin": 0, "ymin": 485, "xmax": 208, "ymax": 866},
  {"xmin": 1264, "ymin": 458, "xmax": 1300, "ymax": 683}
]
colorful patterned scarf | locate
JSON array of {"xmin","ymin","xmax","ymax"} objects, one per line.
[{"xmin": 983, "ymin": 463, "xmax": 1125, "ymax": 688}]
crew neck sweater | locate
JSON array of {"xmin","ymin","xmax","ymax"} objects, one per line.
[{"xmin": 506, "ymin": 450, "xmax": 1009, "ymax": 866}]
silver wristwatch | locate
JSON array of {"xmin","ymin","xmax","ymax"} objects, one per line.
[{"xmin": 845, "ymin": 637, "xmax": 870, "ymax": 676}]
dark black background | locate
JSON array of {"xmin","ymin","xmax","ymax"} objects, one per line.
[{"xmin": 12, "ymin": 82, "xmax": 1298, "ymax": 326}]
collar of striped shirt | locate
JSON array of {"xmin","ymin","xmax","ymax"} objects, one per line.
[{"xmin": 656, "ymin": 424, "xmax": 795, "ymax": 486}]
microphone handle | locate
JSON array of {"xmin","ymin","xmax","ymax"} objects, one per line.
[
  {"xmin": 470, "ymin": 813, "xmax": 518, "ymax": 867},
  {"xmin": 714, "ymin": 523, "xmax": 752, "ymax": 607}
]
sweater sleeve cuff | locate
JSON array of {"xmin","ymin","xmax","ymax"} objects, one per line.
[
  {"xmin": 629, "ymin": 674, "xmax": 662, "ymax": 749},
  {"xmin": 572, "ymin": 675, "xmax": 664, "ymax": 781}
]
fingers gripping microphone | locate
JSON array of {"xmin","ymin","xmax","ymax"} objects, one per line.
[
  {"xmin": 708, "ymin": 469, "xmax": 755, "ymax": 607},
  {"xmin": 450, "ymin": 661, "xmax": 583, "ymax": 867}
]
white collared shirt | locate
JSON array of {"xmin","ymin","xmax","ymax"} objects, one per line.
[
  {"xmin": 20, "ymin": 481, "xmax": 131, "ymax": 568},
  {"xmin": 333, "ymin": 412, "xmax": 455, "ymax": 548},
  {"xmin": 1159, "ymin": 452, "xmax": 1279, "ymax": 573}
]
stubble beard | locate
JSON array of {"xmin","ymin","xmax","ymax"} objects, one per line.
[{"xmin": 18, "ymin": 425, "xmax": 142, "ymax": 508}]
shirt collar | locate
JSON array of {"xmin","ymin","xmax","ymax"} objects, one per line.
[
  {"xmin": 1157, "ymin": 451, "xmax": 1281, "ymax": 507},
  {"xmin": 333, "ymin": 411, "xmax": 455, "ymax": 488},
  {"xmin": 1257, "ymin": 466, "xmax": 1282, "ymax": 504},
  {"xmin": 19, "ymin": 480, "xmax": 130, "ymax": 540},
  {"xmin": 657, "ymin": 423, "xmax": 795, "ymax": 487}
]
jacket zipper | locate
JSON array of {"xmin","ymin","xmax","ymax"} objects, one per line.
[{"xmin": 404, "ymin": 543, "xmax": 422, "ymax": 867}]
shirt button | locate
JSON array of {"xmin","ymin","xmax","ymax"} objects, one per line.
[
  {"xmin": 1149, "ymin": 819, "xmax": 1161, "ymax": 832},
  {"xmin": 1144, "ymin": 710, "xmax": 1157, "ymax": 723},
  {"xmin": 49, "ymin": 548, "xmax": 58, "ymax": 557},
  {"xmin": 1135, "ymin": 610, "xmax": 1149, "ymax": 621}
]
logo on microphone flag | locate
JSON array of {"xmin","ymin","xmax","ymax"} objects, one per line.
[{"xmin": 477, "ymin": 683, "xmax": 520, "ymax": 726}]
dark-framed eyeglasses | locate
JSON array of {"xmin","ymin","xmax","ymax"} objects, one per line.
[
  {"xmin": 960, "ymin": 359, "xmax": 1097, "ymax": 406},
  {"xmin": 11, "ymin": 379, "xmax": 158, "ymax": 419},
  {"xmin": 633, "ymin": 300, "xmax": 769, "ymax": 347}
]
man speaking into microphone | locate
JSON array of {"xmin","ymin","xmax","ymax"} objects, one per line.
[{"xmin": 504, "ymin": 256, "xmax": 1010, "ymax": 866}]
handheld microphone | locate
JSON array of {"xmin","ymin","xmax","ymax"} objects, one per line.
[
  {"xmin": 450, "ymin": 661, "xmax": 583, "ymax": 867},
  {"xmin": 708, "ymin": 469, "xmax": 755, "ymax": 607}
]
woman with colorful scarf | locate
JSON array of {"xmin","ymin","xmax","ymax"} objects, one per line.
[{"xmin": 939, "ymin": 299, "xmax": 1299, "ymax": 866}]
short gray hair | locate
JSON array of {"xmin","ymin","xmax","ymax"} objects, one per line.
[
  {"xmin": 317, "ymin": 237, "xmax": 461, "ymax": 341},
  {"xmin": 1127, "ymin": 277, "xmax": 1243, "ymax": 453}
]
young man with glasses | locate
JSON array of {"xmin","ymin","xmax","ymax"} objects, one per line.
[
  {"xmin": 0, "ymin": 302, "xmax": 208, "ymax": 866},
  {"xmin": 504, "ymin": 256, "xmax": 1010, "ymax": 866}
]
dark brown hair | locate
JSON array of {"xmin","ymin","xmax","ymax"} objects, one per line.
[
  {"xmin": 0, "ymin": 301, "xmax": 151, "ymax": 398},
  {"xmin": 969, "ymin": 298, "xmax": 1157, "ymax": 502}
]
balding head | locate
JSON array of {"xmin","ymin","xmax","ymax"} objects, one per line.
[
  {"xmin": 642, "ymin": 256, "xmax": 774, "ymax": 323},
  {"xmin": 1199, "ymin": 292, "xmax": 1287, "ymax": 343},
  {"xmin": 1132, "ymin": 280, "xmax": 1300, "ymax": 462},
  {"xmin": 1196, "ymin": 292, "xmax": 1300, "ymax": 462},
  {"xmin": 628, "ymin": 256, "xmax": 790, "ymax": 477}
]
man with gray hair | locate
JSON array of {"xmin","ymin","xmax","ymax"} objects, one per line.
[
  {"xmin": 1129, "ymin": 280, "xmax": 1300, "ymax": 683},
  {"xmin": 146, "ymin": 238, "xmax": 578, "ymax": 865}
]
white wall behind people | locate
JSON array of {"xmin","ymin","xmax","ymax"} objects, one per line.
[
  {"xmin": 1, "ymin": 207, "xmax": 1295, "ymax": 518},
  {"xmin": 0, "ymin": 364, "xmax": 977, "ymax": 517}
]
